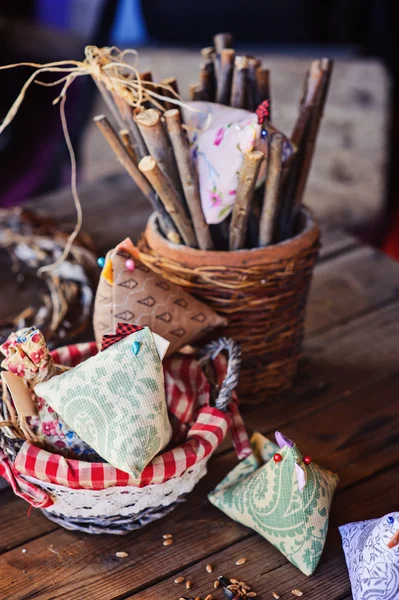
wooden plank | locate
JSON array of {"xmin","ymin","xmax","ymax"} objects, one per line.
[
  {"xmin": 127, "ymin": 463, "xmax": 399, "ymax": 599},
  {"xmin": 306, "ymin": 245, "xmax": 399, "ymax": 336},
  {"xmin": 1, "ymin": 296, "xmax": 399, "ymax": 600},
  {"xmin": 0, "ymin": 491, "xmax": 57, "ymax": 555}
]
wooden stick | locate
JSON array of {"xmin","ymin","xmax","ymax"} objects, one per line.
[
  {"xmin": 119, "ymin": 128, "xmax": 137, "ymax": 162},
  {"xmin": 231, "ymin": 56, "xmax": 249, "ymax": 109},
  {"xmin": 201, "ymin": 46, "xmax": 215, "ymax": 60},
  {"xmin": 294, "ymin": 59, "xmax": 333, "ymax": 206},
  {"xmin": 259, "ymin": 133, "xmax": 284, "ymax": 246},
  {"xmin": 199, "ymin": 60, "xmax": 217, "ymax": 102},
  {"xmin": 94, "ymin": 115, "xmax": 180, "ymax": 244},
  {"xmin": 160, "ymin": 77, "xmax": 180, "ymax": 110},
  {"xmin": 111, "ymin": 92, "xmax": 148, "ymax": 161},
  {"xmin": 189, "ymin": 83, "xmax": 204, "ymax": 101},
  {"xmin": 229, "ymin": 150, "xmax": 264, "ymax": 250},
  {"xmin": 247, "ymin": 58, "xmax": 261, "ymax": 111},
  {"xmin": 216, "ymin": 49, "xmax": 235, "ymax": 105},
  {"xmin": 94, "ymin": 80, "xmax": 125, "ymax": 130},
  {"xmin": 134, "ymin": 108, "xmax": 184, "ymax": 200},
  {"xmin": 164, "ymin": 109, "xmax": 213, "ymax": 250},
  {"xmin": 255, "ymin": 68, "xmax": 271, "ymax": 118},
  {"xmin": 139, "ymin": 156, "xmax": 198, "ymax": 247},
  {"xmin": 213, "ymin": 32, "xmax": 234, "ymax": 53}
]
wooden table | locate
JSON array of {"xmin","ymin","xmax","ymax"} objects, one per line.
[{"xmin": 1, "ymin": 175, "xmax": 399, "ymax": 600}]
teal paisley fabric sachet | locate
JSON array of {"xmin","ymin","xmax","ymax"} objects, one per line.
[
  {"xmin": 35, "ymin": 327, "xmax": 172, "ymax": 476},
  {"xmin": 208, "ymin": 432, "xmax": 339, "ymax": 576}
]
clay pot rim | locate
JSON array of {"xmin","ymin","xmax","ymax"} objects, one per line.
[{"xmin": 144, "ymin": 207, "xmax": 320, "ymax": 268}]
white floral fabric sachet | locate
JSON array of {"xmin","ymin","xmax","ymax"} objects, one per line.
[
  {"xmin": 182, "ymin": 102, "xmax": 294, "ymax": 224},
  {"xmin": 339, "ymin": 512, "xmax": 399, "ymax": 600},
  {"xmin": 35, "ymin": 327, "xmax": 172, "ymax": 477}
]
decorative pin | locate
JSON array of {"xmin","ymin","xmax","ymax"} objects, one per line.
[
  {"xmin": 387, "ymin": 516, "xmax": 395, "ymax": 524},
  {"xmin": 125, "ymin": 259, "xmax": 135, "ymax": 271},
  {"xmin": 131, "ymin": 341, "xmax": 141, "ymax": 355},
  {"xmin": 273, "ymin": 453, "xmax": 283, "ymax": 463},
  {"xmin": 97, "ymin": 257, "xmax": 105, "ymax": 268},
  {"xmin": 303, "ymin": 455, "xmax": 312, "ymax": 465}
]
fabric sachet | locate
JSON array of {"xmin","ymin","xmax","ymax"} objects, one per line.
[
  {"xmin": 35, "ymin": 326, "xmax": 172, "ymax": 476},
  {"xmin": 93, "ymin": 238, "xmax": 227, "ymax": 354},
  {"xmin": 182, "ymin": 102, "xmax": 295, "ymax": 224},
  {"xmin": 208, "ymin": 431, "xmax": 339, "ymax": 576},
  {"xmin": 339, "ymin": 512, "xmax": 399, "ymax": 600}
]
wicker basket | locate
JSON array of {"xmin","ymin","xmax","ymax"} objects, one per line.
[
  {"xmin": 0, "ymin": 338, "xmax": 243, "ymax": 535},
  {"xmin": 136, "ymin": 207, "xmax": 320, "ymax": 402}
]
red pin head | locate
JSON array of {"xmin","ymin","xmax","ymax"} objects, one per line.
[
  {"xmin": 303, "ymin": 455, "xmax": 312, "ymax": 465},
  {"xmin": 273, "ymin": 453, "xmax": 283, "ymax": 463}
]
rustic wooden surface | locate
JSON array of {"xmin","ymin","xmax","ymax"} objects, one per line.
[
  {"xmin": 80, "ymin": 49, "xmax": 389, "ymax": 231},
  {"xmin": 1, "ymin": 171, "xmax": 399, "ymax": 599}
]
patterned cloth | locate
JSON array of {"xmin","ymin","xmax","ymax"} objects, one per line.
[
  {"xmin": 35, "ymin": 327, "xmax": 172, "ymax": 477},
  {"xmin": 209, "ymin": 431, "xmax": 339, "ymax": 576},
  {"xmin": 101, "ymin": 323, "xmax": 144, "ymax": 352},
  {"xmin": 340, "ymin": 513, "xmax": 399, "ymax": 599},
  {"xmin": 1, "ymin": 326, "xmax": 54, "ymax": 383},
  {"xmin": 0, "ymin": 450, "xmax": 53, "ymax": 508},
  {"xmin": 93, "ymin": 238, "xmax": 227, "ymax": 354},
  {"xmin": 182, "ymin": 102, "xmax": 294, "ymax": 224}
]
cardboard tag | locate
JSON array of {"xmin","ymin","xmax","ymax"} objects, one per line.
[
  {"xmin": 1, "ymin": 372, "xmax": 37, "ymax": 417},
  {"xmin": 152, "ymin": 333, "xmax": 170, "ymax": 361}
]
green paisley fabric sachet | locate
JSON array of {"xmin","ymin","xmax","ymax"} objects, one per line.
[
  {"xmin": 208, "ymin": 432, "xmax": 339, "ymax": 576},
  {"xmin": 35, "ymin": 327, "xmax": 172, "ymax": 476}
]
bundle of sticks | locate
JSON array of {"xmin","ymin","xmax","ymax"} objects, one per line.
[{"xmin": 94, "ymin": 34, "xmax": 333, "ymax": 252}]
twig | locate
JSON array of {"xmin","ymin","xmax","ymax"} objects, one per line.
[
  {"xmin": 94, "ymin": 115, "xmax": 180, "ymax": 244},
  {"xmin": 189, "ymin": 83, "xmax": 204, "ymax": 101},
  {"xmin": 119, "ymin": 128, "xmax": 137, "ymax": 162},
  {"xmin": 200, "ymin": 60, "xmax": 217, "ymax": 102},
  {"xmin": 139, "ymin": 156, "xmax": 197, "ymax": 247},
  {"xmin": 216, "ymin": 49, "xmax": 235, "ymax": 105},
  {"xmin": 259, "ymin": 133, "xmax": 284, "ymax": 246},
  {"xmin": 293, "ymin": 59, "xmax": 333, "ymax": 206},
  {"xmin": 111, "ymin": 91, "xmax": 148, "ymax": 161},
  {"xmin": 164, "ymin": 109, "xmax": 213, "ymax": 250},
  {"xmin": 229, "ymin": 150, "xmax": 264, "ymax": 250},
  {"xmin": 160, "ymin": 77, "xmax": 180, "ymax": 111},
  {"xmin": 94, "ymin": 79, "xmax": 124, "ymax": 129},
  {"xmin": 134, "ymin": 108, "xmax": 184, "ymax": 199},
  {"xmin": 213, "ymin": 32, "xmax": 234, "ymax": 53},
  {"xmin": 201, "ymin": 46, "xmax": 215, "ymax": 60},
  {"xmin": 247, "ymin": 58, "xmax": 261, "ymax": 111},
  {"xmin": 231, "ymin": 56, "xmax": 249, "ymax": 109},
  {"xmin": 255, "ymin": 68, "xmax": 271, "ymax": 118}
]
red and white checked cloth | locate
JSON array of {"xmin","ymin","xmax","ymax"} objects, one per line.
[
  {"xmin": 0, "ymin": 450, "xmax": 53, "ymax": 508},
  {"xmin": 7, "ymin": 341, "xmax": 251, "ymax": 492}
]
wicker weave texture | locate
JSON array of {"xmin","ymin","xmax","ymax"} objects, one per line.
[{"xmin": 138, "ymin": 211, "xmax": 320, "ymax": 401}]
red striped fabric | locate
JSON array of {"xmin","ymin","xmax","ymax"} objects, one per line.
[{"xmin": 10, "ymin": 342, "xmax": 250, "ymax": 492}]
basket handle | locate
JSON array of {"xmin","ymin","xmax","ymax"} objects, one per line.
[{"xmin": 199, "ymin": 337, "xmax": 241, "ymax": 412}]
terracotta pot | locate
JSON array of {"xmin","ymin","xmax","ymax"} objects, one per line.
[{"xmin": 138, "ymin": 207, "xmax": 320, "ymax": 402}]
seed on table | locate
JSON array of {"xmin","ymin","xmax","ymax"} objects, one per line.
[
  {"xmin": 163, "ymin": 538, "xmax": 174, "ymax": 546},
  {"xmin": 247, "ymin": 593, "xmax": 257, "ymax": 598},
  {"xmin": 115, "ymin": 551, "xmax": 128, "ymax": 558},
  {"xmin": 195, "ymin": 597, "xmax": 201, "ymax": 600},
  {"xmin": 163, "ymin": 533, "xmax": 173, "ymax": 539},
  {"xmin": 235, "ymin": 557, "xmax": 247, "ymax": 566},
  {"xmin": 214, "ymin": 580, "xmax": 220, "ymax": 588},
  {"xmin": 272, "ymin": 593, "xmax": 280, "ymax": 599},
  {"xmin": 206, "ymin": 563, "xmax": 213, "ymax": 573},
  {"xmin": 21, "ymin": 549, "xmax": 27, "ymax": 554},
  {"xmin": 230, "ymin": 578, "xmax": 240, "ymax": 584},
  {"xmin": 292, "ymin": 590, "xmax": 304, "ymax": 597},
  {"xmin": 205, "ymin": 595, "xmax": 213, "ymax": 600},
  {"xmin": 186, "ymin": 580, "xmax": 192, "ymax": 589},
  {"xmin": 239, "ymin": 581, "xmax": 250, "ymax": 590},
  {"xmin": 174, "ymin": 576, "xmax": 185, "ymax": 584}
]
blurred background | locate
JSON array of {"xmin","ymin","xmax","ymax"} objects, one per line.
[{"xmin": 0, "ymin": 0, "xmax": 397, "ymax": 255}]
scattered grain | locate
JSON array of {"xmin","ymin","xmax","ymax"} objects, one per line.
[
  {"xmin": 247, "ymin": 593, "xmax": 257, "ymax": 598},
  {"xmin": 186, "ymin": 580, "xmax": 192, "ymax": 590},
  {"xmin": 240, "ymin": 582, "xmax": 250, "ymax": 590},
  {"xmin": 115, "ymin": 551, "xmax": 128, "ymax": 558},
  {"xmin": 292, "ymin": 590, "xmax": 303, "ymax": 597},
  {"xmin": 163, "ymin": 538, "xmax": 174, "ymax": 546},
  {"xmin": 21, "ymin": 549, "xmax": 27, "ymax": 554},
  {"xmin": 174, "ymin": 576, "xmax": 185, "ymax": 584},
  {"xmin": 235, "ymin": 557, "xmax": 247, "ymax": 566},
  {"xmin": 163, "ymin": 533, "xmax": 173, "ymax": 539},
  {"xmin": 205, "ymin": 595, "xmax": 213, "ymax": 600},
  {"xmin": 272, "ymin": 594, "xmax": 280, "ymax": 599},
  {"xmin": 206, "ymin": 563, "xmax": 213, "ymax": 573},
  {"xmin": 214, "ymin": 580, "xmax": 220, "ymax": 588},
  {"xmin": 230, "ymin": 578, "xmax": 240, "ymax": 585},
  {"xmin": 195, "ymin": 597, "xmax": 201, "ymax": 600}
]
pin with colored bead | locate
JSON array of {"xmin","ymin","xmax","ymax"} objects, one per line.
[
  {"xmin": 97, "ymin": 257, "xmax": 105, "ymax": 268},
  {"xmin": 131, "ymin": 341, "xmax": 141, "ymax": 355},
  {"xmin": 273, "ymin": 453, "xmax": 282, "ymax": 463},
  {"xmin": 125, "ymin": 259, "xmax": 135, "ymax": 271},
  {"xmin": 303, "ymin": 455, "xmax": 312, "ymax": 465}
]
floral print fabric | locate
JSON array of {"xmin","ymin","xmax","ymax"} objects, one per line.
[
  {"xmin": 340, "ymin": 513, "xmax": 399, "ymax": 599},
  {"xmin": 182, "ymin": 102, "xmax": 294, "ymax": 224}
]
